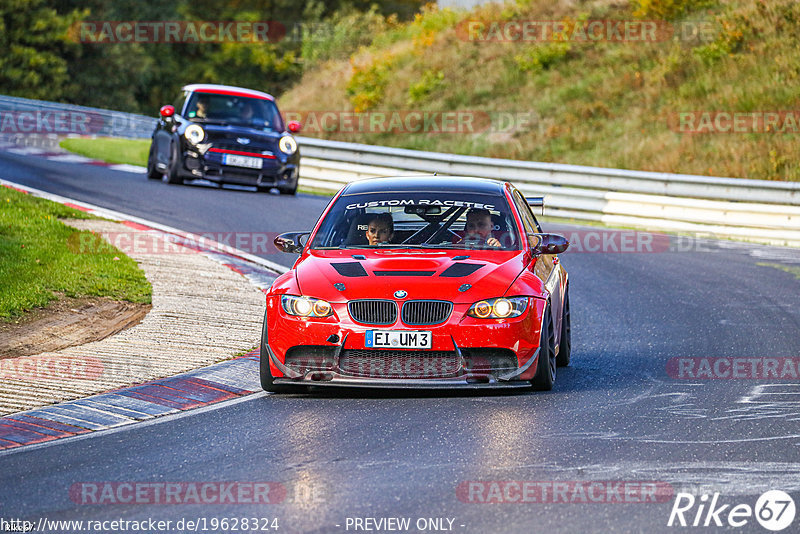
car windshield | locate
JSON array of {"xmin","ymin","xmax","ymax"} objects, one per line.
[
  {"xmin": 310, "ymin": 191, "xmax": 521, "ymax": 250},
  {"xmin": 184, "ymin": 93, "xmax": 283, "ymax": 130}
]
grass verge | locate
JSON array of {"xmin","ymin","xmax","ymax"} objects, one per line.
[
  {"xmin": 0, "ymin": 186, "xmax": 152, "ymax": 321},
  {"xmin": 59, "ymin": 137, "xmax": 150, "ymax": 166}
]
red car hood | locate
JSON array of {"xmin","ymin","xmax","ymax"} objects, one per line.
[{"xmin": 294, "ymin": 249, "xmax": 529, "ymax": 303}]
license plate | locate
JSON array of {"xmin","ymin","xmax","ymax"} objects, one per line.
[
  {"xmin": 223, "ymin": 154, "xmax": 262, "ymax": 169},
  {"xmin": 365, "ymin": 330, "xmax": 432, "ymax": 349}
]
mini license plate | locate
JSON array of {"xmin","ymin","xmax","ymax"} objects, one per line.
[
  {"xmin": 365, "ymin": 330, "xmax": 432, "ymax": 349},
  {"xmin": 223, "ymin": 154, "xmax": 262, "ymax": 169}
]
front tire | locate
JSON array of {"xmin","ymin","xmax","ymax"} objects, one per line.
[
  {"xmin": 163, "ymin": 140, "xmax": 183, "ymax": 185},
  {"xmin": 531, "ymin": 304, "xmax": 556, "ymax": 391},
  {"xmin": 556, "ymin": 285, "xmax": 571, "ymax": 367},
  {"xmin": 278, "ymin": 178, "xmax": 298, "ymax": 195},
  {"xmin": 146, "ymin": 143, "xmax": 161, "ymax": 180},
  {"xmin": 260, "ymin": 312, "xmax": 303, "ymax": 394},
  {"xmin": 277, "ymin": 167, "xmax": 299, "ymax": 195}
]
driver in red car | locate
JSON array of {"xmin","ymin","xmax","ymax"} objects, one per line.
[
  {"xmin": 366, "ymin": 213, "xmax": 394, "ymax": 245},
  {"xmin": 464, "ymin": 208, "xmax": 501, "ymax": 248}
]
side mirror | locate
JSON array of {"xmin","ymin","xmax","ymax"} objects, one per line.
[
  {"xmin": 528, "ymin": 233, "xmax": 569, "ymax": 255},
  {"xmin": 274, "ymin": 231, "xmax": 310, "ymax": 254},
  {"xmin": 287, "ymin": 120, "xmax": 301, "ymax": 134},
  {"xmin": 160, "ymin": 105, "xmax": 175, "ymax": 119}
]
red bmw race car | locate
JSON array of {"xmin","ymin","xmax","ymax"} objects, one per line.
[{"xmin": 260, "ymin": 176, "xmax": 570, "ymax": 392}]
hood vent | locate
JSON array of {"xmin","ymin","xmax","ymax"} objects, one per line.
[
  {"xmin": 332, "ymin": 262, "xmax": 368, "ymax": 277},
  {"xmin": 374, "ymin": 270, "xmax": 435, "ymax": 277},
  {"xmin": 440, "ymin": 262, "xmax": 484, "ymax": 278}
]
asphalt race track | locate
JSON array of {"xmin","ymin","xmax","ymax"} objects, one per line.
[{"xmin": 2, "ymin": 148, "xmax": 800, "ymax": 533}]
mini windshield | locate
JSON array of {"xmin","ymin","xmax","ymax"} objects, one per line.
[
  {"xmin": 311, "ymin": 191, "xmax": 521, "ymax": 250},
  {"xmin": 185, "ymin": 93, "xmax": 284, "ymax": 130}
]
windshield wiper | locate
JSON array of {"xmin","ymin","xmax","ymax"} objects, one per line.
[
  {"xmin": 191, "ymin": 118, "xmax": 229, "ymax": 126},
  {"xmin": 414, "ymin": 243, "xmax": 469, "ymax": 249},
  {"xmin": 337, "ymin": 244, "xmax": 431, "ymax": 250}
]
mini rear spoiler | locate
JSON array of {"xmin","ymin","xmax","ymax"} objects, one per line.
[{"xmin": 526, "ymin": 196, "xmax": 545, "ymax": 215}]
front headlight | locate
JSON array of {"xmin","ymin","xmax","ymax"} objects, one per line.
[
  {"xmin": 281, "ymin": 295, "xmax": 333, "ymax": 317},
  {"xmin": 278, "ymin": 135, "xmax": 297, "ymax": 155},
  {"xmin": 466, "ymin": 297, "xmax": 528, "ymax": 319},
  {"xmin": 184, "ymin": 124, "xmax": 205, "ymax": 144}
]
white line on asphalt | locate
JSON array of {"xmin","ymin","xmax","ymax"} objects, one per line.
[
  {"xmin": 108, "ymin": 164, "xmax": 147, "ymax": 173},
  {"xmin": 44, "ymin": 154, "xmax": 93, "ymax": 163},
  {"xmin": 7, "ymin": 147, "xmax": 47, "ymax": 155},
  {"xmin": 0, "ymin": 392, "xmax": 266, "ymax": 456}
]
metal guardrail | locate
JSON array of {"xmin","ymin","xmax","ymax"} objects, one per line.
[
  {"xmin": 1, "ymin": 95, "xmax": 798, "ymax": 246},
  {"xmin": 295, "ymin": 137, "xmax": 800, "ymax": 247},
  {"xmin": 297, "ymin": 137, "xmax": 800, "ymax": 206},
  {"xmin": 0, "ymin": 95, "xmax": 156, "ymax": 139}
]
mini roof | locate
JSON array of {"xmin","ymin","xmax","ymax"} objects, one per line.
[{"xmin": 182, "ymin": 84, "xmax": 274, "ymax": 101}]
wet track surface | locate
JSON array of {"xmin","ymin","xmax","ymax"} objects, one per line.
[{"xmin": 2, "ymin": 149, "xmax": 800, "ymax": 532}]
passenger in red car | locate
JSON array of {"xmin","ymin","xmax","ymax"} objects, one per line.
[
  {"xmin": 464, "ymin": 208, "xmax": 501, "ymax": 247},
  {"xmin": 366, "ymin": 213, "xmax": 394, "ymax": 245}
]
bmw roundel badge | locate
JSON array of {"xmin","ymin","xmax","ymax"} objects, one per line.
[{"xmin": 394, "ymin": 290, "xmax": 408, "ymax": 299}]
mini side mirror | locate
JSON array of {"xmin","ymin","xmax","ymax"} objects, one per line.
[
  {"xmin": 274, "ymin": 231, "xmax": 310, "ymax": 254},
  {"xmin": 160, "ymin": 105, "xmax": 175, "ymax": 118},
  {"xmin": 529, "ymin": 233, "xmax": 569, "ymax": 255},
  {"xmin": 287, "ymin": 121, "xmax": 301, "ymax": 134}
]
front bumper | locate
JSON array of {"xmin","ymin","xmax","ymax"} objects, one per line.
[
  {"xmin": 179, "ymin": 147, "xmax": 298, "ymax": 187},
  {"xmin": 274, "ymin": 377, "xmax": 532, "ymax": 389},
  {"xmin": 265, "ymin": 296, "xmax": 546, "ymax": 387}
]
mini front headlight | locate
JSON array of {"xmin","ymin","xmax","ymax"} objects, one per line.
[
  {"xmin": 278, "ymin": 135, "xmax": 297, "ymax": 155},
  {"xmin": 281, "ymin": 295, "xmax": 333, "ymax": 317},
  {"xmin": 467, "ymin": 297, "xmax": 528, "ymax": 319},
  {"xmin": 184, "ymin": 124, "xmax": 205, "ymax": 144}
]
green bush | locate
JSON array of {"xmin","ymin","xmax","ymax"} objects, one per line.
[
  {"xmin": 515, "ymin": 42, "xmax": 571, "ymax": 73},
  {"xmin": 632, "ymin": 0, "xmax": 716, "ymax": 20},
  {"xmin": 300, "ymin": 7, "xmax": 392, "ymax": 67},
  {"xmin": 346, "ymin": 53, "xmax": 397, "ymax": 112},
  {"xmin": 407, "ymin": 69, "xmax": 444, "ymax": 104},
  {"xmin": 692, "ymin": 14, "xmax": 747, "ymax": 65}
]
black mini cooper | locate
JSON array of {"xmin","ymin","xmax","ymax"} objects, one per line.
[{"xmin": 147, "ymin": 84, "xmax": 301, "ymax": 194}]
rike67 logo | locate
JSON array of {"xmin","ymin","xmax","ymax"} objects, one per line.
[{"xmin": 668, "ymin": 491, "xmax": 796, "ymax": 531}]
